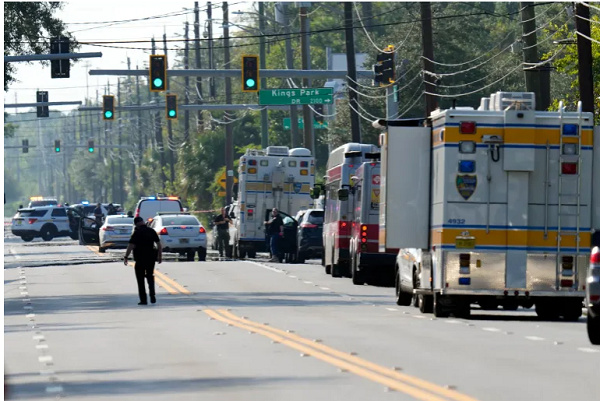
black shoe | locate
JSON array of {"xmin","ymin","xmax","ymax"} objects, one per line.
[
  {"xmin": 150, "ymin": 296, "xmax": 156, "ymax": 304},
  {"xmin": 138, "ymin": 301, "xmax": 148, "ymax": 305}
]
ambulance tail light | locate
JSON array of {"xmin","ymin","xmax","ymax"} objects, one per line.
[
  {"xmin": 248, "ymin": 159, "xmax": 257, "ymax": 166},
  {"xmin": 560, "ymin": 279, "xmax": 574, "ymax": 288},
  {"xmin": 562, "ymin": 124, "xmax": 578, "ymax": 136},
  {"xmin": 199, "ymin": 227, "xmax": 206, "ymax": 234},
  {"xmin": 248, "ymin": 168, "xmax": 257, "ymax": 174},
  {"xmin": 561, "ymin": 255, "xmax": 574, "ymax": 271},
  {"xmin": 561, "ymin": 162, "xmax": 578, "ymax": 175},
  {"xmin": 28, "ymin": 218, "xmax": 37, "ymax": 225},
  {"xmin": 159, "ymin": 227, "xmax": 168, "ymax": 235},
  {"xmin": 300, "ymin": 161, "xmax": 308, "ymax": 167},
  {"xmin": 459, "ymin": 121, "xmax": 476, "ymax": 134},
  {"xmin": 591, "ymin": 248, "xmax": 600, "ymax": 265},
  {"xmin": 300, "ymin": 169, "xmax": 308, "ymax": 176}
]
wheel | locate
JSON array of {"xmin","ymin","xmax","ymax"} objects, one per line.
[
  {"xmin": 98, "ymin": 246, "xmax": 106, "ymax": 253},
  {"xmin": 535, "ymin": 301, "xmax": 560, "ymax": 321},
  {"xmin": 325, "ymin": 265, "xmax": 331, "ymax": 274},
  {"xmin": 40, "ymin": 224, "xmax": 57, "ymax": 241},
  {"xmin": 239, "ymin": 248, "xmax": 247, "ymax": 259},
  {"xmin": 587, "ymin": 313, "xmax": 600, "ymax": 345},
  {"xmin": 561, "ymin": 300, "xmax": 583, "ymax": 322},
  {"xmin": 21, "ymin": 236, "xmax": 34, "ymax": 242},
  {"xmin": 198, "ymin": 247, "xmax": 207, "ymax": 261},
  {"xmin": 331, "ymin": 263, "xmax": 342, "ymax": 278},
  {"xmin": 351, "ymin": 252, "xmax": 365, "ymax": 285},
  {"xmin": 248, "ymin": 249, "xmax": 256, "ymax": 259},
  {"xmin": 502, "ymin": 300, "xmax": 519, "ymax": 311},
  {"xmin": 433, "ymin": 293, "xmax": 450, "ymax": 318},
  {"xmin": 296, "ymin": 252, "xmax": 306, "ymax": 264},
  {"xmin": 418, "ymin": 294, "xmax": 433, "ymax": 313},
  {"xmin": 232, "ymin": 242, "xmax": 239, "ymax": 259},
  {"xmin": 69, "ymin": 232, "xmax": 78, "ymax": 240},
  {"xmin": 186, "ymin": 250, "xmax": 195, "ymax": 261},
  {"xmin": 394, "ymin": 270, "xmax": 412, "ymax": 305}
]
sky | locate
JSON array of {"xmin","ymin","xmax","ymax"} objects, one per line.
[{"xmin": 4, "ymin": 0, "xmax": 253, "ymax": 114}]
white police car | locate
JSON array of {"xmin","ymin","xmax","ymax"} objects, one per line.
[
  {"xmin": 11, "ymin": 206, "xmax": 72, "ymax": 242},
  {"xmin": 148, "ymin": 213, "xmax": 207, "ymax": 261},
  {"xmin": 99, "ymin": 215, "xmax": 135, "ymax": 253}
]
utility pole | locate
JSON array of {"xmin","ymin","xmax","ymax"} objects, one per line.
[
  {"xmin": 282, "ymin": 2, "xmax": 300, "ymax": 148},
  {"xmin": 151, "ymin": 38, "xmax": 167, "ymax": 189},
  {"xmin": 207, "ymin": 2, "xmax": 216, "ymax": 98},
  {"xmin": 184, "ymin": 23, "xmax": 191, "ymax": 142},
  {"xmin": 135, "ymin": 64, "xmax": 143, "ymax": 165},
  {"xmin": 520, "ymin": 2, "xmax": 542, "ymax": 110},
  {"xmin": 128, "ymin": 57, "xmax": 136, "ymax": 195},
  {"xmin": 344, "ymin": 2, "xmax": 361, "ymax": 143},
  {"xmin": 224, "ymin": 2, "xmax": 234, "ymax": 204},
  {"xmin": 194, "ymin": 1, "xmax": 204, "ymax": 131},
  {"xmin": 259, "ymin": 2, "xmax": 269, "ymax": 148},
  {"xmin": 421, "ymin": 2, "xmax": 438, "ymax": 117},
  {"xmin": 300, "ymin": 5, "xmax": 314, "ymax": 152},
  {"xmin": 118, "ymin": 79, "xmax": 124, "ymax": 204},
  {"xmin": 108, "ymin": 82, "xmax": 115, "ymax": 202},
  {"xmin": 164, "ymin": 32, "xmax": 175, "ymax": 184},
  {"xmin": 575, "ymin": 2, "xmax": 594, "ymax": 114}
]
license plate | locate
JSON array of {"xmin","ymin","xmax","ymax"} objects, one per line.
[
  {"xmin": 455, "ymin": 237, "xmax": 475, "ymax": 249},
  {"xmin": 179, "ymin": 238, "xmax": 189, "ymax": 244}
]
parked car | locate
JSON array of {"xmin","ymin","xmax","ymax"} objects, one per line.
[
  {"xmin": 149, "ymin": 213, "xmax": 207, "ymax": 261},
  {"xmin": 295, "ymin": 208, "xmax": 324, "ymax": 263},
  {"xmin": 11, "ymin": 206, "xmax": 73, "ymax": 242},
  {"xmin": 587, "ymin": 246, "xmax": 600, "ymax": 345},
  {"xmin": 27, "ymin": 197, "xmax": 58, "ymax": 208},
  {"xmin": 99, "ymin": 215, "xmax": 135, "ymax": 253},
  {"xmin": 134, "ymin": 196, "xmax": 183, "ymax": 223}
]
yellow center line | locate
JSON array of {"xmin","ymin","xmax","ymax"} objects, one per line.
[
  {"xmin": 206, "ymin": 310, "xmax": 478, "ymax": 401},
  {"xmin": 86, "ymin": 245, "xmax": 102, "ymax": 255},
  {"xmin": 154, "ymin": 269, "xmax": 191, "ymax": 294},
  {"xmin": 154, "ymin": 276, "xmax": 178, "ymax": 294}
]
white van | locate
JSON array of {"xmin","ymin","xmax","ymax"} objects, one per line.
[{"xmin": 134, "ymin": 196, "xmax": 183, "ymax": 223}]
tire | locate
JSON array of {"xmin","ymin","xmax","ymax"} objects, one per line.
[
  {"xmin": 587, "ymin": 313, "xmax": 600, "ymax": 345},
  {"xmin": 232, "ymin": 242, "xmax": 239, "ymax": 259},
  {"xmin": 21, "ymin": 236, "xmax": 34, "ymax": 242},
  {"xmin": 418, "ymin": 294, "xmax": 433, "ymax": 313},
  {"xmin": 98, "ymin": 246, "xmax": 106, "ymax": 253},
  {"xmin": 325, "ymin": 265, "xmax": 331, "ymax": 274},
  {"xmin": 69, "ymin": 233, "xmax": 78, "ymax": 240},
  {"xmin": 239, "ymin": 248, "xmax": 247, "ymax": 259},
  {"xmin": 535, "ymin": 301, "xmax": 560, "ymax": 321},
  {"xmin": 433, "ymin": 293, "xmax": 450, "ymax": 318},
  {"xmin": 40, "ymin": 224, "xmax": 57, "ymax": 241},
  {"xmin": 332, "ymin": 263, "xmax": 342, "ymax": 278},
  {"xmin": 198, "ymin": 247, "xmax": 207, "ymax": 262},
  {"xmin": 351, "ymin": 252, "xmax": 365, "ymax": 285},
  {"xmin": 186, "ymin": 250, "xmax": 195, "ymax": 261},
  {"xmin": 561, "ymin": 300, "xmax": 583, "ymax": 322},
  {"xmin": 248, "ymin": 249, "xmax": 256, "ymax": 259},
  {"xmin": 296, "ymin": 252, "xmax": 306, "ymax": 264},
  {"xmin": 395, "ymin": 270, "xmax": 412, "ymax": 306}
]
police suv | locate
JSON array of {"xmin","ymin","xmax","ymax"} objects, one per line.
[{"xmin": 11, "ymin": 206, "xmax": 74, "ymax": 242}]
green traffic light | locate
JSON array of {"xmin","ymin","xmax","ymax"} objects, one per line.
[
  {"xmin": 246, "ymin": 78, "xmax": 256, "ymax": 88},
  {"xmin": 104, "ymin": 110, "xmax": 113, "ymax": 119},
  {"xmin": 153, "ymin": 78, "xmax": 163, "ymax": 88},
  {"xmin": 169, "ymin": 110, "xmax": 176, "ymax": 117},
  {"xmin": 55, "ymin": 147, "xmax": 60, "ymax": 152},
  {"xmin": 88, "ymin": 147, "xmax": 94, "ymax": 153}
]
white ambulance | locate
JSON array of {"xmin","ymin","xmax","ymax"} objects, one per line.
[
  {"xmin": 232, "ymin": 146, "xmax": 315, "ymax": 258},
  {"xmin": 378, "ymin": 92, "xmax": 600, "ymax": 319}
]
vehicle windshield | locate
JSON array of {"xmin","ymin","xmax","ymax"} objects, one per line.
[
  {"xmin": 106, "ymin": 217, "xmax": 134, "ymax": 225},
  {"xmin": 161, "ymin": 216, "xmax": 199, "ymax": 226},
  {"xmin": 307, "ymin": 211, "xmax": 324, "ymax": 224}
]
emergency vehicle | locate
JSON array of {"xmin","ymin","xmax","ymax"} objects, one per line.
[
  {"xmin": 232, "ymin": 146, "xmax": 315, "ymax": 258},
  {"xmin": 321, "ymin": 143, "xmax": 379, "ymax": 277},
  {"xmin": 378, "ymin": 91, "xmax": 600, "ymax": 319},
  {"xmin": 348, "ymin": 157, "xmax": 398, "ymax": 285}
]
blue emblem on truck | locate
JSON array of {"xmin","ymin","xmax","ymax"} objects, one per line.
[
  {"xmin": 293, "ymin": 182, "xmax": 302, "ymax": 194},
  {"xmin": 456, "ymin": 174, "xmax": 477, "ymax": 200}
]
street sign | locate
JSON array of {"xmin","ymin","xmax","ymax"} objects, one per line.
[
  {"xmin": 283, "ymin": 118, "xmax": 328, "ymax": 130},
  {"xmin": 260, "ymin": 88, "xmax": 333, "ymax": 105},
  {"xmin": 218, "ymin": 171, "xmax": 238, "ymax": 189}
]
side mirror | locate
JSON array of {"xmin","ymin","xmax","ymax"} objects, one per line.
[
  {"xmin": 337, "ymin": 188, "xmax": 349, "ymax": 201},
  {"xmin": 310, "ymin": 187, "xmax": 321, "ymax": 199}
]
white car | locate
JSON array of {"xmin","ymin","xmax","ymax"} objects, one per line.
[
  {"xmin": 149, "ymin": 213, "xmax": 207, "ymax": 261},
  {"xmin": 99, "ymin": 215, "xmax": 135, "ymax": 253},
  {"xmin": 11, "ymin": 206, "xmax": 72, "ymax": 242}
]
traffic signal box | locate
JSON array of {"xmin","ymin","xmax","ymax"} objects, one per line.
[
  {"xmin": 149, "ymin": 55, "xmax": 167, "ymax": 92},
  {"xmin": 22, "ymin": 139, "xmax": 29, "ymax": 154},
  {"xmin": 165, "ymin": 94, "xmax": 178, "ymax": 120},
  {"xmin": 50, "ymin": 37, "xmax": 70, "ymax": 79},
  {"xmin": 241, "ymin": 55, "xmax": 259, "ymax": 92},
  {"xmin": 103, "ymin": 95, "xmax": 115, "ymax": 120},
  {"xmin": 373, "ymin": 45, "xmax": 395, "ymax": 86},
  {"xmin": 88, "ymin": 139, "xmax": 95, "ymax": 153},
  {"xmin": 54, "ymin": 140, "xmax": 61, "ymax": 153},
  {"xmin": 36, "ymin": 91, "xmax": 49, "ymax": 118}
]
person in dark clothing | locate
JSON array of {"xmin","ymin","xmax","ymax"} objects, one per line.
[
  {"xmin": 264, "ymin": 208, "xmax": 284, "ymax": 262},
  {"xmin": 213, "ymin": 207, "xmax": 232, "ymax": 257},
  {"xmin": 93, "ymin": 203, "xmax": 104, "ymax": 226},
  {"xmin": 107, "ymin": 203, "xmax": 117, "ymax": 216},
  {"xmin": 124, "ymin": 216, "xmax": 162, "ymax": 305}
]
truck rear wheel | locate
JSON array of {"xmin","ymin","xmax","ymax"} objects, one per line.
[
  {"xmin": 433, "ymin": 293, "xmax": 450, "ymax": 318},
  {"xmin": 394, "ymin": 270, "xmax": 411, "ymax": 305},
  {"xmin": 331, "ymin": 263, "xmax": 342, "ymax": 278},
  {"xmin": 418, "ymin": 294, "xmax": 433, "ymax": 313},
  {"xmin": 535, "ymin": 301, "xmax": 560, "ymax": 321},
  {"xmin": 351, "ymin": 253, "xmax": 365, "ymax": 285},
  {"xmin": 248, "ymin": 249, "xmax": 256, "ymax": 259},
  {"xmin": 588, "ymin": 314, "xmax": 600, "ymax": 345}
]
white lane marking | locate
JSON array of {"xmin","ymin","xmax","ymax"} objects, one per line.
[
  {"xmin": 482, "ymin": 327, "xmax": 501, "ymax": 332},
  {"xmin": 386, "ymin": 308, "xmax": 398, "ymax": 312},
  {"xmin": 303, "ymin": 281, "xmax": 313, "ymax": 284},
  {"xmin": 46, "ymin": 386, "xmax": 63, "ymax": 393},
  {"xmin": 36, "ymin": 344, "xmax": 49, "ymax": 350},
  {"xmin": 578, "ymin": 347, "xmax": 600, "ymax": 353},
  {"xmin": 20, "ymin": 292, "xmax": 28, "ymax": 296},
  {"xmin": 289, "ymin": 275, "xmax": 297, "ymax": 278},
  {"xmin": 33, "ymin": 335, "xmax": 45, "ymax": 341},
  {"xmin": 525, "ymin": 336, "xmax": 545, "ymax": 341},
  {"xmin": 40, "ymin": 370, "xmax": 55, "ymax": 376},
  {"xmin": 26, "ymin": 314, "xmax": 35, "ymax": 318},
  {"xmin": 20, "ymin": 280, "xmax": 27, "ymax": 284},
  {"xmin": 10, "ymin": 249, "xmax": 21, "ymax": 259},
  {"xmin": 22, "ymin": 298, "xmax": 31, "ymax": 302},
  {"xmin": 24, "ymin": 305, "xmax": 33, "ymax": 310},
  {"xmin": 243, "ymin": 261, "xmax": 285, "ymax": 274},
  {"xmin": 38, "ymin": 356, "xmax": 53, "ymax": 363},
  {"xmin": 412, "ymin": 315, "xmax": 426, "ymax": 319},
  {"xmin": 445, "ymin": 320, "xmax": 462, "ymax": 324},
  {"xmin": 320, "ymin": 287, "xmax": 330, "ymax": 290},
  {"xmin": 19, "ymin": 286, "xmax": 27, "ymax": 290}
]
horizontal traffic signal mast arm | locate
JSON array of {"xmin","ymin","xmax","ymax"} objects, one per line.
[
  {"xmin": 4, "ymin": 52, "xmax": 103, "ymax": 62},
  {"xmin": 4, "ymin": 101, "xmax": 83, "ymax": 108},
  {"xmin": 78, "ymin": 104, "xmax": 295, "ymax": 112},
  {"xmin": 89, "ymin": 69, "xmax": 375, "ymax": 79}
]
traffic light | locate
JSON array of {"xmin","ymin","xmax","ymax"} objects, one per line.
[
  {"xmin": 36, "ymin": 91, "xmax": 49, "ymax": 118},
  {"xmin": 241, "ymin": 55, "xmax": 259, "ymax": 92},
  {"xmin": 22, "ymin": 139, "xmax": 29, "ymax": 154},
  {"xmin": 149, "ymin": 55, "xmax": 167, "ymax": 92},
  {"xmin": 54, "ymin": 140, "xmax": 61, "ymax": 153},
  {"xmin": 165, "ymin": 94, "xmax": 178, "ymax": 120},
  {"xmin": 381, "ymin": 45, "xmax": 395, "ymax": 85},
  {"xmin": 314, "ymin": 104, "xmax": 324, "ymax": 124},
  {"xmin": 50, "ymin": 37, "xmax": 70, "ymax": 79},
  {"xmin": 103, "ymin": 95, "xmax": 115, "ymax": 120},
  {"xmin": 88, "ymin": 139, "xmax": 95, "ymax": 153}
]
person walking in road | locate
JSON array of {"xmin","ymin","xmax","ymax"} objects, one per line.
[
  {"xmin": 124, "ymin": 216, "xmax": 162, "ymax": 305},
  {"xmin": 264, "ymin": 208, "xmax": 284, "ymax": 262},
  {"xmin": 213, "ymin": 207, "xmax": 232, "ymax": 258}
]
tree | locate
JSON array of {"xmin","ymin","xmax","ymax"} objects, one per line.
[{"xmin": 4, "ymin": 2, "xmax": 73, "ymax": 90}]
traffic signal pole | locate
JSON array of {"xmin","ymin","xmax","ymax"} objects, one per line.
[
  {"xmin": 300, "ymin": 5, "xmax": 314, "ymax": 152},
  {"xmin": 151, "ymin": 38, "xmax": 167, "ymax": 189},
  {"xmin": 259, "ymin": 2, "xmax": 268, "ymax": 149},
  {"xmin": 282, "ymin": 2, "xmax": 301, "ymax": 148},
  {"xmin": 344, "ymin": 2, "xmax": 361, "ymax": 143},
  {"xmin": 164, "ymin": 32, "xmax": 176, "ymax": 184},
  {"xmin": 224, "ymin": 2, "xmax": 234, "ymax": 205}
]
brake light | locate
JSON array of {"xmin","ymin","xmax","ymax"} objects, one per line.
[
  {"xmin": 301, "ymin": 223, "xmax": 317, "ymax": 228},
  {"xmin": 102, "ymin": 226, "xmax": 115, "ymax": 231},
  {"xmin": 590, "ymin": 295, "xmax": 600, "ymax": 302},
  {"xmin": 560, "ymin": 279, "xmax": 574, "ymax": 287},
  {"xmin": 590, "ymin": 248, "xmax": 600, "ymax": 264},
  {"xmin": 135, "ymin": 208, "xmax": 140, "ymax": 217},
  {"xmin": 341, "ymin": 222, "xmax": 347, "ymax": 228},
  {"xmin": 561, "ymin": 162, "xmax": 577, "ymax": 175},
  {"xmin": 28, "ymin": 219, "xmax": 37, "ymax": 224},
  {"xmin": 199, "ymin": 227, "xmax": 206, "ymax": 234},
  {"xmin": 159, "ymin": 227, "xmax": 168, "ymax": 235},
  {"xmin": 460, "ymin": 121, "xmax": 476, "ymax": 134}
]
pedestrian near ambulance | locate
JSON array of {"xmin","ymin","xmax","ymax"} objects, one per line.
[
  {"xmin": 124, "ymin": 216, "xmax": 162, "ymax": 305},
  {"xmin": 213, "ymin": 207, "xmax": 232, "ymax": 258},
  {"xmin": 265, "ymin": 208, "xmax": 284, "ymax": 262}
]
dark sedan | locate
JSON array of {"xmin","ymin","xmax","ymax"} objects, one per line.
[{"xmin": 296, "ymin": 209, "xmax": 324, "ymax": 263}]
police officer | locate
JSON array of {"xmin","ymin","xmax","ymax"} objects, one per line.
[
  {"xmin": 213, "ymin": 207, "xmax": 232, "ymax": 258},
  {"xmin": 124, "ymin": 216, "xmax": 162, "ymax": 305},
  {"xmin": 264, "ymin": 208, "xmax": 284, "ymax": 262}
]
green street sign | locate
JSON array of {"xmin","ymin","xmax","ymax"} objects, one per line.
[
  {"xmin": 260, "ymin": 88, "xmax": 333, "ymax": 105},
  {"xmin": 283, "ymin": 118, "xmax": 328, "ymax": 130}
]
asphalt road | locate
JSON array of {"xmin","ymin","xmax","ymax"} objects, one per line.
[{"xmin": 4, "ymin": 234, "xmax": 600, "ymax": 401}]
